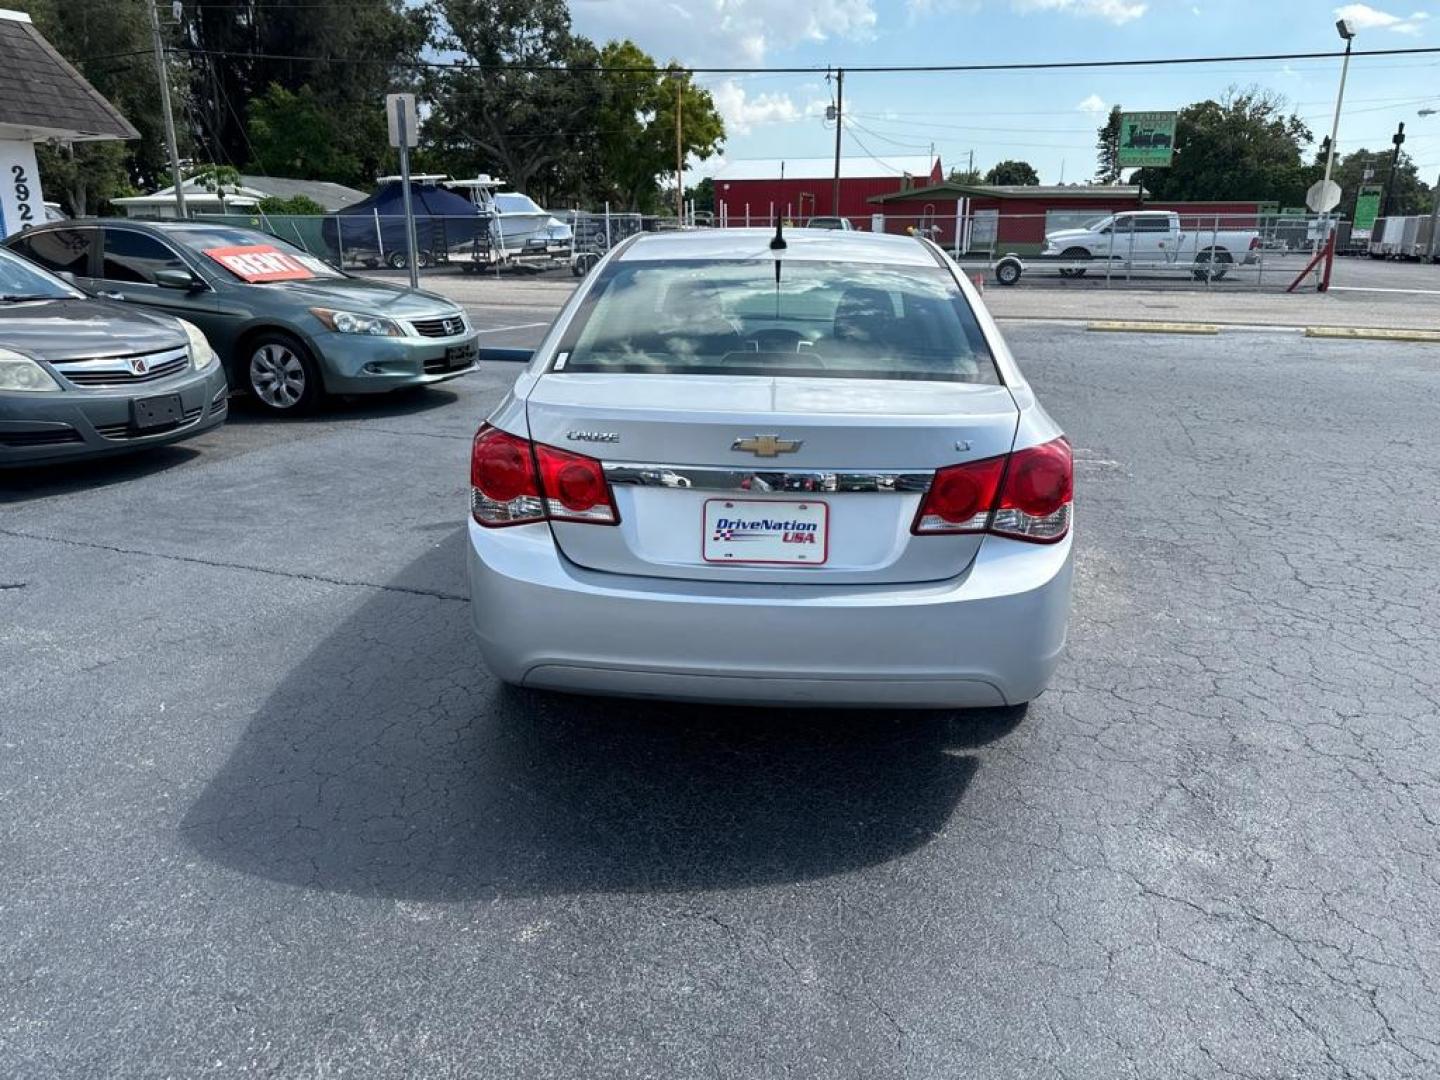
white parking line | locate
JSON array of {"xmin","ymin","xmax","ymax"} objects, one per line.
[
  {"xmin": 472, "ymin": 322, "xmax": 548, "ymax": 334},
  {"xmin": 1329, "ymin": 286, "xmax": 1440, "ymax": 296}
]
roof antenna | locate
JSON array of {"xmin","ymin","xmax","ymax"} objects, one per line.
[{"xmin": 770, "ymin": 218, "xmax": 786, "ymax": 251}]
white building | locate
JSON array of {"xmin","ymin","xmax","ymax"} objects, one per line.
[{"xmin": 111, "ymin": 175, "xmax": 370, "ymax": 218}]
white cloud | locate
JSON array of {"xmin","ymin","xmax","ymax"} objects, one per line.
[
  {"xmin": 1076, "ymin": 93, "xmax": 1108, "ymax": 114},
  {"xmin": 907, "ymin": 0, "xmax": 981, "ymax": 17},
  {"xmin": 709, "ymin": 80, "xmax": 804, "ymax": 135},
  {"xmin": 572, "ymin": 0, "xmax": 876, "ymax": 65},
  {"xmin": 1012, "ymin": 0, "xmax": 1148, "ymax": 23},
  {"xmin": 1334, "ymin": 4, "xmax": 1430, "ymax": 34}
]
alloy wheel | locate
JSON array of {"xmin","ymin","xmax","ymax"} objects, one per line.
[{"xmin": 249, "ymin": 343, "xmax": 307, "ymax": 409}]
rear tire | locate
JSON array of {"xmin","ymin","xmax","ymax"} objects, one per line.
[
  {"xmin": 1193, "ymin": 249, "xmax": 1232, "ymax": 281},
  {"xmin": 385, "ymin": 250, "xmax": 432, "ymax": 270},
  {"xmin": 244, "ymin": 331, "xmax": 322, "ymax": 415},
  {"xmin": 1058, "ymin": 247, "xmax": 1090, "ymax": 278},
  {"xmin": 995, "ymin": 258, "xmax": 1023, "ymax": 286}
]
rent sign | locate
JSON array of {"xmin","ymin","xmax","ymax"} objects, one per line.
[{"xmin": 203, "ymin": 244, "xmax": 316, "ymax": 282}]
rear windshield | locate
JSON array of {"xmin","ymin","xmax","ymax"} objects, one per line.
[{"xmin": 555, "ymin": 258, "xmax": 998, "ymax": 383}]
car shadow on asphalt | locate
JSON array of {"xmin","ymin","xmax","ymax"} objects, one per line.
[
  {"xmin": 223, "ymin": 385, "xmax": 462, "ymax": 425},
  {"xmin": 0, "ymin": 444, "xmax": 201, "ymax": 504},
  {"xmin": 180, "ymin": 528, "xmax": 1022, "ymax": 900}
]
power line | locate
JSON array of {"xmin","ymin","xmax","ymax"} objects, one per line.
[
  {"xmin": 164, "ymin": 43, "xmax": 1440, "ymax": 76},
  {"xmin": 844, "ymin": 117, "xmax": 930, "ymax": 152}
]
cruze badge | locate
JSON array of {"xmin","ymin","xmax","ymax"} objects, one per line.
[
  {"xmin": 567, "ymin": 431, "xmax": 619, "ymax": 443},
  {"xmin": 732, "ymin": 435, "xmax": 802, "ymax": 458}
]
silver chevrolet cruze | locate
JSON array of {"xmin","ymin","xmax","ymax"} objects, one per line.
[{"xmin": 467, "ymin": 228, "xmax": 1073, "ymax": 708}]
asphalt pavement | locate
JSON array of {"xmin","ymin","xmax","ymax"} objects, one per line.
[{"xmin": 2, "ymin": 318, "xmax": 1438, "ymax": 1079}]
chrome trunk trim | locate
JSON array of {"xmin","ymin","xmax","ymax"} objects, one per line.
[{"xmin": 602, "ymin": 462, "xmax": 933, "ymax": 494}]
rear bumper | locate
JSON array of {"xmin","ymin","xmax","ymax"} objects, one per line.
[
  {"xmin": 0, "ymin": 367, "xmax": 229, "ymax": 468},
  {"xmin": 467, "ymin": 519, "xmax": 1073, "ymax": 708}
]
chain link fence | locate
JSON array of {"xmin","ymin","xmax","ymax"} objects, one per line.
[{"xmin": 186, "ymin": 204, "xmax": 1436, "ymax": 291}]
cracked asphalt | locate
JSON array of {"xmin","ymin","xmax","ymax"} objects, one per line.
[{"xmin": 2, "ymin": 313, "xmax": 1438, "ymax": 1079}]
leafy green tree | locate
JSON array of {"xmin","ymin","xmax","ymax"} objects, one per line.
[
  {"xmin": 35, "ymin": 141, "xmax": 134, "ymax": 217},
  {"xmin": 422, "ymin": 0, "xmax": 605, "ymax": 202},
  {"xmin": 947, "ymin": 167, "xmax": 982, "ymax": 185},
  {"xmin": 1317, "ymin": 148, "xmax": 1432, "ymax": 217},
  {"xmin": 687, "ymin": 177, "xmax": 715, "ymax": 214},
  {"xmin": 247, "ymin": 84, "xmax": 363, "ymax": 184},
  {"xmin": 1094, "ymin": 106, "xmax": 1123, "ymax": 183},
  {"xmin": 18, "ymin": 0, "xmax": 172, "ymax": 211},
  {"xmin": 1132, "ymin": 88, "xmax": 1312, "ymax": 206},
  {"xmin": 178, "ymin": 0, "xmax": 427, "ymax": 185},
  {"xmin": 257, "ymin": 194, "xmax": 327, "ymax": 214},
  {"xmin": 984, "ymin": 160, "xmax": 1040, "ymax": 186},
  {"xmin": 592, "ymin": 40, "xmax": 723, "ymax": 212}
]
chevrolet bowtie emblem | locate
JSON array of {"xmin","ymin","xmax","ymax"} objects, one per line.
[{"xmin": 732, "ymin": 435, "xmax": 802, "ymax": 458}]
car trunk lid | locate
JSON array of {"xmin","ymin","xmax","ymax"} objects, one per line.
[{"xmin": 523, "ymin": 373, "xmax": 1019, "ymax": 584}]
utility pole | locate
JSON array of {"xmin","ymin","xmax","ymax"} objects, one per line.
[
  {"xmin": 147, "ymin": 0, "xmax": 187, "ymax": 218},
  {"xmin": 674, "ymin": 74, "xmax": 684, "ymax": 225},
  {"xmin": 831, "ymin": 67, "xmax": 844, "ymax": 217},
  {"xmin": 1382, "ymin": 121, "xmax": 1406, "ymax": 216}
]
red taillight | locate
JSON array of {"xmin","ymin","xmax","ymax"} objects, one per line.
[
  {"xmin": 912, "ymin": 437, "xmax": 1072, "ymax": 543},
  {"xmin": 471, "ymin": 425, "xmax": 618, "ymax": 528},
  {"xmin": 471, "ymin": 426, "xmax": 544, "ymax": 527},
  {"xmin": 912, "ymin": 456, "xmax": 1006, "ymax": 534},
  {"xmin": 992, "ymin": 437, "xmax": 1072, "ymax": 542},
  {"xmin": 535, "ymin": 443, "xmax": 618, "ymax": 524}
]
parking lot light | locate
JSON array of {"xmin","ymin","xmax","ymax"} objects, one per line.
[{"xmin": 1322, "ymin": 20, "xmax": 1356, "ymax": 195}]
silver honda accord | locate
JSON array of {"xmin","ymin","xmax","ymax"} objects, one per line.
[{"xmin": 467, "ymin": 228, "xmax": 1073, "ymax": 708}]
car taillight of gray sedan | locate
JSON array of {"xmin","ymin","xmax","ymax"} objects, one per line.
[{"xmin": 466, "ymin": 228, "xmax": 1073, "ymax": 708}]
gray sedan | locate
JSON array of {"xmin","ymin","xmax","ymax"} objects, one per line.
[
  {"xmin": 0, "ymin": 247, "xmax": 228, "ymax": 467},
  {"xmin": 6, "ymin": 220, "xmax": 480, "ymax": 414},
  {"xmin": 467, "ymin": 228, "xmax": 1073, "ymax": 708}
]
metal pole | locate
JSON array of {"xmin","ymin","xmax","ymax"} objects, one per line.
[
  {"xmin": 1382, "ymin": 122, "xmax": 1406, "ymax": 216},
  {"xmin": 1322, "ymin": 39, "xmax": 1352, "ymax": 194},
  {"xmin": 1429, "ymin": 173, "xmax": 1440, "ymax": 261},
  {"xmin": 831, "ymin": 68, "xmax": 844, "ymax": 216},
  {"xmin": 1209, "ymin": 214, "xmax": 1219, "ymax": 288},
  {"xmin": 374, "ymin": 207, "xmax": 385, "ymax": 261},
  {"xmin": 674, "ymin": 75, "xmax": 684, "ymax": 225},
  {"xmin": 147, "ymin": 0, "xmax": 187, "ymax": 218},
  {"xmin": 395, "ymin": 99, "xmax": 419, "ymax": 289}
]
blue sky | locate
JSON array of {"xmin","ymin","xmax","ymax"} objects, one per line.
[{"xmin": 569, "ymin": 0, "xmax": 1440, "ymax": 184}]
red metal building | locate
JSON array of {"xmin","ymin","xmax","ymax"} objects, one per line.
[
  {"xmin": 711, "ymin": 155, "xmax": 942, "ymax": 225},
  {"xmin": 868, "ymin": 181, "xmax": 1261, "ymax": 253}
]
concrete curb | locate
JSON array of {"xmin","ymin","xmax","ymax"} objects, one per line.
[
  {"xmin": 1086, "ymin": 320, "xmax": 1220, "ymax": 335},
  {"xmin": 1304, "ymin": 326, "xmax": 1440, "ymax": 343}
]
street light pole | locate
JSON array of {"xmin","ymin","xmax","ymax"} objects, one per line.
[{"xmin": 1322, "ymin": 22, "xmax": 1355, "ymax": 194}]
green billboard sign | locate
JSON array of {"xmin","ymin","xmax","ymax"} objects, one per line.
[
  {"xmin": 1354, "ymin": 185, "xmax": 1382, "ymax": 233},
  {"xmin": 1117, "ymin": 111, "xmax": 1178, "ymax": 168}
]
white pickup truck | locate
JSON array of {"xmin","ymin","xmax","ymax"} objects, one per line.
[{"xmin": 1041, "ymin": 209, "xmax": 1260, "ymax": 281}]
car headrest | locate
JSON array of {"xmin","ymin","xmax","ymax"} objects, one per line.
[{"xmin": 833, "ymin": 287, "xmax": 898, "ymax": 343}]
